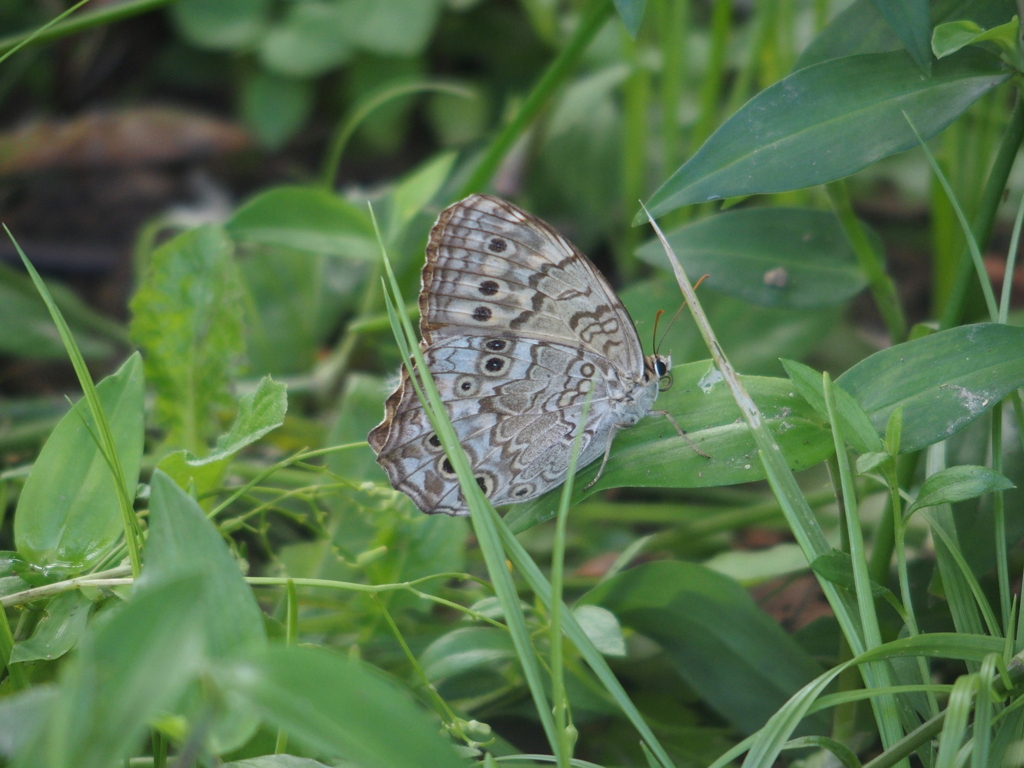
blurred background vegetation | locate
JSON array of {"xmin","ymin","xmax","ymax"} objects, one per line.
[{"xmin": 1, "ymin": 0, "xmax": 1023, "ymax": 766}]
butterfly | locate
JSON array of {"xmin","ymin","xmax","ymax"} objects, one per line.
[{"xmin": 368, "ymin": 194, "xmax": 690, "ymax": 516}]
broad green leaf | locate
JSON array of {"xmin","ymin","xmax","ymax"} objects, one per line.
[
  {"xmin": 42, "ymin": 575, "xmax": 206, "ymax": 768},
  {"xmin": 636, "ymin": 209, "xmax": 868, "ymax": 308},
  {"xmin": 870, "ymin": 0, "xmax": 932, "ymax": 72},
  {"xmin": 158, "ymin": 376, "xmax": 287, "ymax": 498},
  {"xmin": 573, "ymin": 604, "xmax": 627, "ymax": 657},
  {"xmin": 505, "ymin": 359, "xmax": 833, "ymax": 532},
  {"xmin": 344, "ymin": 0, "xmax": 444, "ymax": 57},
  {"xmin": 226, "ymin": 186, "xmax": 377, "ymax": 260},
  {"xmin": 240, "ymin": 246, "xmax": 364, "ymax": 375},
  {"xmin": 704, "ymin": 543, "xmax": 809, "ymax": 585},
  {"xmin": 796, "ymin": 0, "xmax": 1015, "ymax": 70},
  {"xmin": 0, "ymin": 686, "xmax": 56, "ymax": 761},
  {"xmin": 14, "ymin": 354, "xmax": 144, "ymax": 573},
  {"xmin": 620, "ymin": 276, "xmax": 841, "ymax": 377},
  {"xmin": 137, "ymin": 471, "xmax": 267, "ymax": 752},
  {"xmin": 782, "ymin": 359, "xmax": 882, "ymax": 454},
  {"xmin": 932, "ymin": 17, "xmax": 1022, "ymax": 69},
  {"xmin": 613, "ymin": 0, "xmax": 647, "ymax": 37},
  {"xmin": 811, "ymin": 550, "xmax": 892, "ymax": 598},
  {"xmin": 241, "ymin": 71, "xmax": 314, "ymax": 150},
  {"xmin": 258, "ymin": 2, "xmax": 354, "ymax": 77},
  {"xmin": 129, "ymin": 225, "xmax": 245, "ymax": 451},
  {"xmin": 0, "ymin": 552, "xmax": 31, "ymax": 598},
  {"xmin": 217, "ymin": 645, "xmax": 468, "ymax": 768},
  {"xmin": 907, "ymin": 465, "xmax": 1015, "ymax": 516},
  {"xmin": 138, "ymin": 471, "xmax": 267, "ymax": 657},
  {"xmin": 419, "ymin": 627, "xmax": 516, "ymax": 682},
  {"xmin": 9, "ymin": 591, "xmax": 91, "ymax": 663},
  {"xmin": 224, "ymin": 758, "xmax": 333, "ymax": 768},
  {"xmin": 642, "ymin": 50, "xmax": 1009, "ymax": 217},
  {"xmin": 170, "ymin": 0, "xmax": 270, "ymax": 50},
  {"xmin": 836, "ymin": 323, "xmax": 1024, "ymax": 452},
  {"xmin": 581, "ymin": 561, "xmax": 826, "ymax": 735},
  {"xmin": 0, "ymin": 262, "xmax": 117, "ymax": 360}
]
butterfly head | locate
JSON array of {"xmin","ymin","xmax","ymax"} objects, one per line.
[{"xmin": 644, "ymin": 353, "xmax": 673, "ymax": 392}]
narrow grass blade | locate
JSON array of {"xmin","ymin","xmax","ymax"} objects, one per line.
[
  {"xmin": 373, "ymin": 207, "xmax": 564, "ymax": 761},
  {"xmin": 903, "ymin": 112, "xmax": 999, "ymax": 321},
  {"xmin": 5, "ymin": 227, "xmax": 141, "ymax": 577},
  {"xmin": 639, "ymin": 206, "xmax": 909, "ymax": 757}
]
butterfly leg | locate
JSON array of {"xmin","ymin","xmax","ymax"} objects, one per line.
[
  {"xmin": 584, "ymin": 424, "xmax": 621, "ymax": 491},
  {"xmin": 649, "ymin": 410, "xmax": 710, "ymax": 458}
]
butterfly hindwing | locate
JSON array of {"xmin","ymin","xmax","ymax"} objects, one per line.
[{"xmin": 369, "ymin": 336, "xmax": 620, "ymax": 515}]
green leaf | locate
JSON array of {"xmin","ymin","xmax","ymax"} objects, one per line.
[
  {"xmin": 217, "ymin": 645, "xmax": 469, "ymax": 768},
  {"xmin": 223, "ymin": 758, "xmax": 333, "ymax": 768},
  {"xmin": 883, "ymin": 404, "xmax": 904, "ymax": 455},
  {"xmin": 782, "ymin": 359, "xmax": 882, "ymax": 454},
  {"xmin": 642, "ymin": 50, "xmax": 1010, "ymax": 217},
  {"xmin": 932, "ymin": 16, "xmax": 1022, "ymax": 69},
  {"xmin": 239, "ymin": 247, "xmax": 364, "ymax": 375},
  {"xmin": 14, "ymin": 354, "xmax": 144, "ymax": 573},
  {"xmin": 0, "ymin": 686, "xmax": 56, "ymax": 761},
  {"xmin": 9, "ymin": 591, "xmax": 91, "ymax": 664},
  {"xmin": 0, "ymin": 262, "xmax": 118, "ymax": 360},
  {"xmin": 138, "ymin": 471, "xmax": 267, "ymax": 656},
  {"xmin": 811, "ymin": 550, "xmax": 892, "ymax": 598},
  {"xmin": 505, "ymin": 359, "xmax": 833, "ymax": 531},
  {"xmin": 907, "ymin": 465, "xmax": 1015, "ymax": 516},
  {"xmin": 796, "ymin": 0, "xmax": 1015, "ymax": 70},
  {"xmin": 582, "ymin": 561, "xmax": 826, "ymax": 735},
  {"xmin": 0, "ymin": 552, "xmax": 32, "ymax": 598},
  {"xmin": 344, "ymin": 0, "xmax": 443, "ymax": 57},
  {"xmin": 241, "ymin": 71, "xmax": 314, "ymax": 150},
  {"xmin": 170, "ymin": 0, "xmax": 270, "ymax": 50},
  {"xmin": 226, "ymin": 186, "xmax": 377, "ymax": 260},
  {"xmin": 388, "ymin": 151, "xmax": 457, "ymax": 240},
  {"xmin": 620, "ymin": 275, "xmax": 841, "ymax": 377},
  {"xmin": 573, "ymin": 604, "xmax": 627, "ymax": 657},
  {"xmin": 613, "ymin": 0, "xmax": 647, "ymax": 38},
  {"xmin": 836, "ymin": 323, "xmax": 1024, "ymax": 452},
  {"xmin": 419, "ymin": 627, "xmax": 516, "ymax": 682},
  {"xmin": 129, "ymin": 225, "xmax": 245, "ymax": 451},
  {"xmin": 258, "ymin": 1, "xmax": 354, "ymax": 77},
  {"xmin": 870, "ymin": 0, "xmax": 932, "ymax": 73},
  {"xmin": 42, "ymin": 575, "xmax": 207, "ymax": 768},
  {"xmin": 856, "ymin": 451, "xmax": 891, "ymax": 473},
  {"xmin": 636, "ymin": 208, "xmax": 869, "ymax": 308},
  {"xmin": 137, "ymin": 471, "xmax": 267, "ymax": 752},
  {"xmin": 327, "ymin": 374, "xmax": 390, "ymax": 482},
  {"xmin": 157, "ymin": 376, "xmax": 287, "ymax": 499}
]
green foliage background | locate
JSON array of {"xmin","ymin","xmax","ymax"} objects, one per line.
[{"xmin": 2, "ymin": 0, "xmax": 1024, "ymax": 767}]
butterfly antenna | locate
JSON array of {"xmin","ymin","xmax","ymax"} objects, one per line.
[
  {"xmin": 655, "ymin": 274, "xmax": 710, "ymax": 353},
  {"xmin": 652, "ymin": 309, "xmax": 665, "ymax": 352}
]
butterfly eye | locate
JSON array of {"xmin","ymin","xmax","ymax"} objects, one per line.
[{"xmin": 655, "ymin": 360, "xmax": 668, "ymax": 377}]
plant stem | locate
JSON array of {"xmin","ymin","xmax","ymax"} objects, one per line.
[
  {"xmin": 620, "ymin": 28, "xmax": 649, "ymax": 281},
  {"xmin": 827, "ymin": 180, "xmax": 907, "ymax": 342},
  {"xmin": 993, "ymin": 402, "xmax": 1010, "ymax": 631},
  {"xmin": 456, "ymin": 0, "xmax": 614, "ymax": 198},
  {"xmin": 656, "ymin": 0, "xmax": 688, "ymax": 179},
  {"xmin": 940, "ymin": 95, "xmax": 1024, "ymax": 329},
  {"xmin": 0, "ymin": 0, "xmax": 170, "ymax": 58}
]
